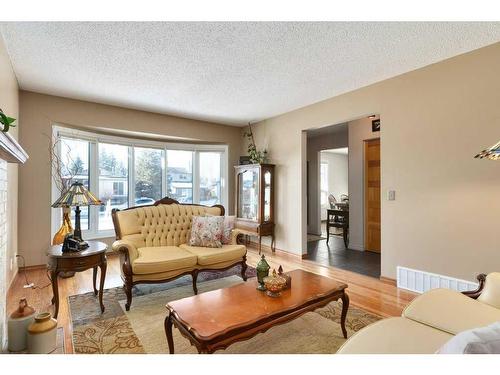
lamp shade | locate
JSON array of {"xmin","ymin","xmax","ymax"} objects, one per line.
[
  {"xmin": 475, "ymin": 141, "xmax": 500, "ymax": 160},
  {"xmin": 51, "ymin": 182, "xmax": 102, "ymax": 208}
]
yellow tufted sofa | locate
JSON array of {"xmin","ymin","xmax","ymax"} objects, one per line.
[{"xmin": 111, "ymin": 197, "xmax": 247, "ymax": 310}]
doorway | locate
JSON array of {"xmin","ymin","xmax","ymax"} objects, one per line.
[{"xmin": 303, "ymin": 115, "xmax": 381, "ymax": 278}]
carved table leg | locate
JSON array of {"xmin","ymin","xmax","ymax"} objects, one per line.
[
  {"xmin": 241, "ymin": 256, "xmax": 248, "ymax": 281},
  {"xmin": 51, "ymin": 270, "xmax": 59, "ymax": 319},
  {"xmin": 340, "ymin": 292, "xmax": 350, "ymax": 339},
  {"xmin": 192, "ymin": 270, "xmax": 199, "ymax": 295},
  {"xmin": 164, "ymin": 314, "xmax": 175, "ymax": 354},
  {"xmin": 98, "ymin": 260, "xmax": 107, "ymax": 313},
  {"xmin": 92, "ymin": 266, "xmax": 98, "ymax": 295}
]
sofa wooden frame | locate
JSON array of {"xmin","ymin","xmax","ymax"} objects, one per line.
[
  {"xmin": 112, "ymin": 197, "xmax": 248, "ymax": 311},
  {"xmin": 462, "ymin": 273, "xmax": 487, "ymax": 299}
]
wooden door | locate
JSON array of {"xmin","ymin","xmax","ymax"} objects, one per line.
[{"xmin": 364, "ymin": 138, "xmax": 381, "ymax": 253}]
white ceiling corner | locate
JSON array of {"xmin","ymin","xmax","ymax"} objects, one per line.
[{"xmin": 1, "ymin": 22, "xmax": 499, "ymax": 126}]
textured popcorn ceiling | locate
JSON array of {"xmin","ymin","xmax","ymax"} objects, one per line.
[{"xmin": 1, "ymin": 22, "xmax": 499, "ymax": 126}]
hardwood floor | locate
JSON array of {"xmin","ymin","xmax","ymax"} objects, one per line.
[
  {"xmin": 307, "ymin": 235, "xmax": 381, "ymax": 278},
  {"xmin": 7, "ymin": 246, "xmax": 417, "ymax": 354}
]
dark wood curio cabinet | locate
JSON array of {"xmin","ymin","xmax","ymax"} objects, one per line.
[{"xmin": 234, "ymin": 163, "xmax": 275, "ymax": 253}]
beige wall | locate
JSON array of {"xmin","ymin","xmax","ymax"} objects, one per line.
[
  {"xmin": 19, "ymin": 91, "xmax": 243, "ymax": 266},
  {"xmin": 347, "ymin": 117, "xmax": 380, "ymax": 250},
  {"xmin": 251, "ymin": 42, "xmax": 500, "ymax": 281},
  {"xmin": 0, "ymin": 36, "xmax": 19, "ymax": 288}
]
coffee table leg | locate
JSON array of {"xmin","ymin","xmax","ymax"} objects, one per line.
[
  {"xmin": 165, "ymin": 314, "xmax": 175, "ymax": 354},
  {"xmin": 340, "ymin": 292, "xmax": 349, "ymax": 339}
]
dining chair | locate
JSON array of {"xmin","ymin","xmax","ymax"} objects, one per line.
[
  {"xmin": 328, "ymin": 194, "xmax": 337, "ymax": 209},
  {"xmin": 326, "ymin": 208, "xmax": 349, "ymax": 248}
]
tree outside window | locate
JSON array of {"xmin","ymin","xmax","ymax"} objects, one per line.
[{"xmin": 135, "ymin": 147, "xmax": 163, "ymax": 203}]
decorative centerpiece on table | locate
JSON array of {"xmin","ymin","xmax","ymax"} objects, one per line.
[
  {"xmin": 256, "ymin": 254, "xmax": 270, "ymax": 291},
  {"xmin": 263, "ymin": 269, "xmax": 287, "ymax": 298},
  {"xmin": 278, "ymin": 265, "xmax": 292, "ymax": 289}
]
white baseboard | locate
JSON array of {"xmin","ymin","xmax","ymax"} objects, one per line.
[{"xmin": 397, "ymin": 266, "xmax": 478, "ymax": 294}]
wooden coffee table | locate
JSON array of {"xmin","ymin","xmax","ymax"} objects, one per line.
[{"xmin": 164, "ymin": 269, "xmax": 349, "ymax": 354}]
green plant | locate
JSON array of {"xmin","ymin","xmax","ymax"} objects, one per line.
[
  {"xmin": 0, "ymin": 108, "xmax": 16, "ymax": 133},
  {"xmin": 243, "ymin": 123, "xmax": 268, "ymax": 164}
]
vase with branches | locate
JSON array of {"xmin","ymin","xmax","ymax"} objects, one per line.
[{"xmin": 243, "ymin": 123, "xmax": 268, "ymax": 164}]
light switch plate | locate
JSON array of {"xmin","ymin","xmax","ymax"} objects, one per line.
[{"xmin": 388, "ymin": 190, "xmax": 396, "ymax": 201}]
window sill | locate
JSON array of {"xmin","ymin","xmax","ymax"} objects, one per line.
[{"xmin": 82, "ymin": 230, "xmax": 116, "ymax": 240}]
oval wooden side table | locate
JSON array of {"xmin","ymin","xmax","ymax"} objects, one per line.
[{"xmin": 47, "ymin": 240, "xmax": 107, "ymax": 319}]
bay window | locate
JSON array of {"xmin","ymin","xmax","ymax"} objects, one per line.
[{"xmin": 52, "ymin": 126, "xmax": 228, "ymax": 239}]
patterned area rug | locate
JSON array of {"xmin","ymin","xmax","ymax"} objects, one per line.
[{"xmin": 69, "ymin": 266, "xmax": 380, "ymax": 354}]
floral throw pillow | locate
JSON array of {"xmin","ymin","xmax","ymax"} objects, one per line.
[{"xmin": 189, "ymin": 216, "xmax": 224, "ymax": 248}]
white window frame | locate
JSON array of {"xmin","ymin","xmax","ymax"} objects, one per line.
[{"xmin": 51, "ymin": 125, "xmax": 229, "ymax": 240}]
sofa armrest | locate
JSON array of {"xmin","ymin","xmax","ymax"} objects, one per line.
[
  {"xmin": 462, "ymin": 273, "xmax": 487, "ymax": 300},
  {"xmin": 112, "ymin": 239, "xmax": 139, "ymax": 263},
  {"xmin": 476, "ymin": 273, "xmax": 500, "ymax": 309},
  {"xmin": 230, "ymin": 228, "xmax": 246, "ymax": 246}
]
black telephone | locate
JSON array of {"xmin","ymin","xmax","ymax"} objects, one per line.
[{"xmin": 62, "ymin": 234, "xmax": 89, "ymax": 252}]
